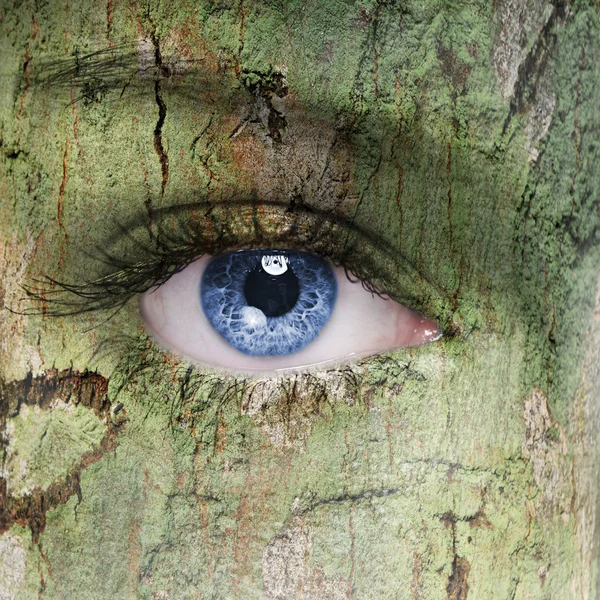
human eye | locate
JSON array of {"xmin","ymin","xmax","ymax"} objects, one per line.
[
  {"xmin": 140, "ymin": 248, "xmax": 441, "ymax": 374},
  {"xmin": 24, "ymin": 201, "xmax": 447, "ymax": 379}
]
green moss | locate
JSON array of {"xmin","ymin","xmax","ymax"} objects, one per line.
[
  {"xmin": 6, "ymin": 402, "xmax": 106, "ymax": 496},
  {"xmin": 0, "ymin": 0, "xmax": 598, "ymax": 598}
]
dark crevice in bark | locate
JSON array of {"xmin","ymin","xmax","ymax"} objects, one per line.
[
  {"xmin": 136, "ymin": 142, "xmax": 154, "ymax": 238},
  {"xmin": 151, "ymin": 34, "xmax": 169, "ymax": 196},
  {"xmin": 106, "ymin": 0, "xmax": 113, "ymax": 42},
  {"xmin": 0, "ymin": 369, "xmax": 127, "ymax": 543},
  {"xmin": 37, "ymin": 542, "xmax": 54, "ymax": 581},
  {"xmin": 190, "ymin": 115, "xmax": 218, "ymax": 187},
  {"xmin": 299, "ymin": 487, "xmax": 400, "ymax": 514},
  {"xmin": 440, "ymin": 511, "xmax": 472, "ymax": 600},
  {"xmin": 501, "ymin": 0, "xmax": 567, "ymax": 136},
  {"xmin": 446, "ymin": 556, "xmax": 471, "ymax": 600},
  {"xmin": 57, "ymin": 138, "xmax": 69, "ymax": 241},
  {"xmin": 0, "ymin": 144, "xmax": 28, "ymax": 161},
  {"xmin": 190, "ymin": 116, "xmax": 215, "ymax": 159}
]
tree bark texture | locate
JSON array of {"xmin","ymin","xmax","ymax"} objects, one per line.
[{"xmin": 0, "ymin": 1, "xmax": 599, "ymax": 599}]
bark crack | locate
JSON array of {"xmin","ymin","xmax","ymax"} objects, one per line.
[
  {"xmin": 298, "ymin": 487, "xmax": 400, "ymax": 514},
  {"xmin": 151, "ymin": 34, "xmax": 169, "ymax": 196},
  {"xmin": 57, "ymin": 138, "xmax": 69, "ymax": 241},
  {"xmin": 106, "ymin": 0, "xmax": 113, "ymax": 42},
  {"xmin": 440, "ymin": 511, "xmax": 472, "ymax": 600}
]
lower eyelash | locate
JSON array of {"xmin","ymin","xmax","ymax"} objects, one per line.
[{"xmin": 98, "ymin": 330, "xmax": 413, "ymax": 445}]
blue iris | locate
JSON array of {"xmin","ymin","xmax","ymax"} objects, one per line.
[{"xmin": 200, "ymin": 249, "xmax": 337, "ymax": 356}]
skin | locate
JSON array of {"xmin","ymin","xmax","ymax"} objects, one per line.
[{"xmin": 0, "ymin": 1, "xmax": 599, "ymax": 599}]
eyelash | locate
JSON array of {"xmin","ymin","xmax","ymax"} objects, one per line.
[
  {"xmin": 21, "ymin": 200, "xmax": 436, "ymax": 317},
  {"xmin": 18, "ymin": 201, "xmax": 443, "ymax": 418},
  {"xmin": 22, "ymin": 236, "xmax": 382, "ymax": 317},
  {"xmin": 110, "ymin": 331, "xmax": 414, "ymax": 440}
]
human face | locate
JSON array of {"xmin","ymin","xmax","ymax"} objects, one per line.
[{"xmin": 1, "ymin": 1, "xmax": 599, "ymax": 599}]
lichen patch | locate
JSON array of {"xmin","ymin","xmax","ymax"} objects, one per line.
[
  {"xmin": 0, "ymin": 532, "xmax": 26, "ymax": 600},
  {"xmin": 0, "ymin": 369, "xmax": 126, "ymax": 541},
  {"xmin": 4, "ymin": 400, "xmax": 106, "ymax": 497}
]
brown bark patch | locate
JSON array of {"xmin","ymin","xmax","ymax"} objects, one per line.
[
  {"xmin": 446, "ymin": 556, "xmax": 470, "ymax": 600},
  {"xmin": 262, "ymin": 519, "xmax": 351, "ymax": 600},
  {"xmin": 522, "ymin": 387, "xmax": 569, "ymax": 519},
  {"xmin": 439, "ymin": 511, "xmax": 474, "ymax": 599},
  {"xmin": 239, "ymin": 369, "xmax": 360, "ymax": 449},
  {"xmin": 0, "ymin": 369, "xmax": 126, "ymax": 542},
  {"xmin": 242, "ymin": 67, "xmax": 288, "ymax": 143},
  {"xmin": 437, "ymin": 43, "xmax": 472, "ymax": 94},
  {"xmin": 411, "ymin": 551, "xmax": 423, "ymax": 599},
  {"xmin": 492, "ymin": 0, "xmax": 557, "ymax": 101}
]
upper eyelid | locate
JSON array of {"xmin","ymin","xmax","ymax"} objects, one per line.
[
  {"xmin": 20, "ymin": 49, "xmax": 452, "ymax": 324},
  {"xmin": 21, "ymin": 200, "xmax": 450, "ymax": 325}
]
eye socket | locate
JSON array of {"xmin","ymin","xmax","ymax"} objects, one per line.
[{"xmin": 139, "ymin": 249, "xmax": 442, "ymax": 374}]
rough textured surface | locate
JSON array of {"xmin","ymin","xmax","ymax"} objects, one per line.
[
  {"xmin": 5, "ymin": 400, "xmax": 107, "ymax": 497},
  {"xmin": 492, "ymin": 0, "xmax": 555, "ymax": 100},
  {"xmin": 0, "ymin": 533, "xmax": 26, "ymax": 600},
  {"xmin": 0, "ymin": 369, "xmax": 126, "ymax": 543},
  {"xmin": 0, "ymin": 0, "xmax": 598, "ymax": 598}
]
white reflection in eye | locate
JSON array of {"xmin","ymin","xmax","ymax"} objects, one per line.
[{"xmin": 139, "ymin": 249, "xmax": 442, "ymax": 374}]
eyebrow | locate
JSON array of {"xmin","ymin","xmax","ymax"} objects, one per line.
[{"xmin": 32, "ymin": 42, "xmax": 229, "ymax": 103}]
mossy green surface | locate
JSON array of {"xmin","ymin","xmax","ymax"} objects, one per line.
[
  {"xmin": 0, "ymin": 0, "xmax": 599, "ymax": 598},
  {"xmin": 5, "ymin": 402, "xmax": 106, "ymax": 497}
]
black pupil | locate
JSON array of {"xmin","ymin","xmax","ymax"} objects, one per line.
[{"xmin": 244, "ymin": 258, "xmax": 300, "ymax": 317}]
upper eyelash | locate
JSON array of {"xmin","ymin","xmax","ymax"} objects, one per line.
[{"xmin": 18, "ymin": 200, "xmax": 449, "ymax": 324}]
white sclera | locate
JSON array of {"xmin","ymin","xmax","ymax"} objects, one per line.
[{"xmin": 139, "ymin": 255, "xmax": 442, "ymax": 374}]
